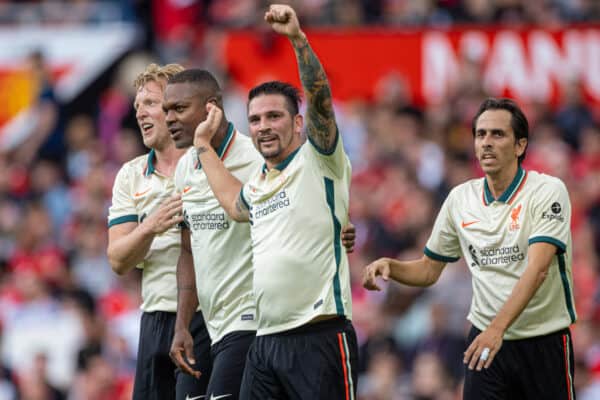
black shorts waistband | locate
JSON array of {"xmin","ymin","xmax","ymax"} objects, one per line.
[
  {"xmin": 470, "ymin": 325, "xmax": 571, "ymax": 341},
  {"xmin": 272, "ymin": 316, "xmax": 350, "ymax": 337}
]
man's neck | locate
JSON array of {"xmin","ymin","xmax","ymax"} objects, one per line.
[
  {"xmin": 265, "ymin": 142, "xmax": 302, "ymax": 171},
  {"xmin": 153, "ymin": 144, "xmax": 186, "ymax": 177},
  {"xmin": 485, "ymin": 162, "xmax": 519, "ymax": 199},
  {"xmin": 210, "ymin": 119, "xmax": 230, "ymax": 153}
]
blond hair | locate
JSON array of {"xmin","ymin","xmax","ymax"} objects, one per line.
[{"xmin": 133, "ymin": 63, "xmax": 185, "ymax": 90}]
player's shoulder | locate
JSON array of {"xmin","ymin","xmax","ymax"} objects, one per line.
[
  {"xmin": 230, "ymin": 130, "xmax": 264, "ymax": 165},
  {"xmin": 232, "ymin": 130, "xmax": 257, "ymax": 151},
  {"xmin": 117, "ymin": 153, "xmax": 151, "ymax": 177},
  {"xmin": 449, "ymin": 177, "xmax": 483, "ymax": 199},
  {"xmin": 525, "ymin": 169, "xmax": 567, "ymax": 193}
]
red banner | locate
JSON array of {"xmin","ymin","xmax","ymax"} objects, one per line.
[{"xmin": 223, "ymin": 25, "xmax": 600, "ymax": 106}]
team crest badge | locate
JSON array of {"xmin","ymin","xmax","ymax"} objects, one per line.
[{"xmin": 509, "ymin": 204, "xmax": 522, "ymax": 231}]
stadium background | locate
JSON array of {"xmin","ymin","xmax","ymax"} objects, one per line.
[{"xmin": 0, "ymin": 0, "xmax": 599, "ymax": 399}]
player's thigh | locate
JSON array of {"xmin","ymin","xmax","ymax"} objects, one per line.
[
  {"xmin": 134, "ymin": 312, "xmax": 178, "ymax": 400},
  {"xmin": 517, "ymin": 329, "xmax": 575, "ymax": 400},
  {"xmin": 277, "ymin": 319, "xmax": 358, "ymax": 400},
  {"xmin": 239, "ymin": 336, "xmax": 284, "ymax": 400},
  {"xmin": 206, "ymin": 331, "xmax": 255, "ymax": 400},
  {"xmin": 463, "ymin": 326, "xmax": 517, "ymax": 400},
  {"xmin": 316, "ymin": 321, "xmax": 359, "ymax": 400},
  {"xmin": 175, "ymin": 311, "xmax": 212, "ymax": 400}
]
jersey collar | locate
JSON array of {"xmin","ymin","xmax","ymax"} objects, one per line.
[
  {"xmin": 482, "ymin": 165, "xmax": 527, "ymax": 206},
  {"xmin": 144, "ymin": 149, "xmax": 156, "ymax": 177},
  {"xmin": 195, "ymin": 122, "xmax": 236, "ymax": 169},
  {"xmin": 261, "ymin": 144, "xmax": 303, "ymax": 174}
]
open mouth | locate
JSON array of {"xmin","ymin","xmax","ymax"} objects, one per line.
[
  {"xmin": 140, "ymin": 122, "xmax": 154, "ymax": 134},
  {"xmin": 259, "ymin": 136, "xmax": 278, "ymax": 146},
  {"xmin": 169, "ymin": 128, "xmax": 183, "ymax": 140}
]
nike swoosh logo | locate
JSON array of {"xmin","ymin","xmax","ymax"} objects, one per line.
[
  {"xmin": 461, "ymin": 220, "xmax": 480, "ymax": 228},
  {"xmin": 185, "ymin": 395, "xmax": 205, "ymax": 400},
  {"xmin": 134, "ymin": 187, "xmax": 151, "ymax": 197},
  {"xmin": 183, "ymin": 186, "xmax": 192, "ymax": 193},
  {"xmin": 210, "ymin": 395, "xmax": 232, "ymax": 400}
]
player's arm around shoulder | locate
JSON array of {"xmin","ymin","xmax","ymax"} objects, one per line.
[{"xmin": 362, "ymin": 255, "xmax": 446, "ymax": 291}]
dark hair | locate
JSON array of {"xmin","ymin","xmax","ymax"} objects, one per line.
[
  {"xmin": 248, "ymin": 81, "xmax": 301, "ymax": 116},
  {"xmin": 168, "ymin": 69, "xmax": 222, "ymax": 103},
  {"xmin": 472, "ymin": 97, "xmax": 529, "ymax": 163}
]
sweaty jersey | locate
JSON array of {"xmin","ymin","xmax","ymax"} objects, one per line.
[
  {"xmin": 425, "ymin": 166, "xmax": 575, "ymax": 339},
  {"xmin": 241, "ymin": 132, "xmax": 353, "ymax": 336},
  {"xmin": 175, "ymin": 124, "xmax": 263, "ymax": 344},
  {"xmin": 108, "ymin": 150, "xmax": 179, "ymax": 313}
]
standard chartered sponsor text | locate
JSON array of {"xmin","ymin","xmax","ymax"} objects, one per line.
[
  {"xmin": 477, "ymin": 245, "xmax": 525, "ymax": 266},
  {"xmin": 191, "ymin": 212, "xmax": 229, "ymax": 230},
  {"xmin": 254, "ymin": 190, "xmax": 290, "ymax": 219}
]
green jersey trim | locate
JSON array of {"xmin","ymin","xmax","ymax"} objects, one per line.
[
  {"xmin": 261, "ymin": 144, "xmax": 303, "ymax": 174},
  {"xmin": 424, "ymin": 246, "xmax": 460, "ymax": 263},
  {"xmin": 324, "ymin": 177, "xmax": 344, "ymax": 315},
  {"xmin": 240, "ymin": 187, "xmax": 250, "ymax": 211},
  {"xmin": 557, "ymin": 253, "xmax": 576, "ymax": 323},
  {"xmin": 196, "ymin": 123, "xmax": 236, "ymax": 169},
  {"xmin": 528, "ymin": 236, "xmax": 566, "ymax": 254},
  {"xmin": 483, "ymin": 166, "xmax": 526, "ymax": 205},
  {"xmin": 144, "ymin": 149, "xmax": 156, "ymax": 177},
  {"xmin": 307, "ymin": 126, "xmax": 340, "ymax": 156},
  {"xmin": 108, "ymin": 214, "xmax": 138, "ymax": 228}
]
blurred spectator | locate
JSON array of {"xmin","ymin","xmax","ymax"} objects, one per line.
[{"xmin": 12, "ymin": 50, "xmax": 64, "ymax": 166}]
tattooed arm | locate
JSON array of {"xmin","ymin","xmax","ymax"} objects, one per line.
[{"xmin": 266, "ymin": 4, "xmax": 337, "ymax": 152}]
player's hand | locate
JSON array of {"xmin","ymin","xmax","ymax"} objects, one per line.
[
  {"xmin": 362, "ymin": 258, "xmax": 391, "ymax": 291},
  {"xmin": 142, "ymin": 194, "xmax": 183, "ymax": 234},
  {"xmin": 341, "ymin": 222, "xmax": 356, "ymax": 253},
  {"xmin": 265, "ymin": 4, "xmax": 302, "ymax": 39},
  {"xmin": 463, "ymin": 326, "xmax": 504, "ymax": 371},
  {"xmin": 169, "ymin": 328, "xmax": 201, "ymax": 379},
  {"xmin": 194, "ymin": 103, "xmax": 222, "ymax": 149}
]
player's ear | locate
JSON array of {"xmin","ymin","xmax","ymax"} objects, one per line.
[{"xmin": 294, "ymin": 113, "xmax": 303, "ymax": 135}]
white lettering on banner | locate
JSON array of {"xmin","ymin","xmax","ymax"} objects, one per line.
[
  {"xmin": 422, "ymin": 29, "xmax": 600, "ymax": 103},
  {"xmin": 484, "ymin": 31, "xmax": 530, "ymax": 98},
  {"xmin": 422, "ymin": 32, "xmax": 459, "ymax": 103},
  {"xmin": 585, "ymin": 31, "xmax": 600, "ymax": 98}
]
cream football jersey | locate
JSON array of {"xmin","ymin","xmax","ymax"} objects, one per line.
[
  {"xmin": 108, "ymin": 150, "xmax": 180, "ymax": 313},
  {"xmin": 425, "ymin": 166, "xmax": 575, "ymax": 339},
  {"xmin": 174, "ymin": 124, "xmax": 263, "ymax": 344},
  {"xmin": 241, "ymin": 133, "xmax": 353, "ymax": 335}
]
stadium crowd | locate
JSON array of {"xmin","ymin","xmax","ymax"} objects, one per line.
[{"xmin": 0, "ymin": 1, "xmax": 599, "ymax": 399}]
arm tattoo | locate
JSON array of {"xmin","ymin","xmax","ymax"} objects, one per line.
[
  {"xmin": 293, "ymin": 35, "xmax": 336, "ymax": 152},
  {"xmin": 197, "ymin": 146, "xmax": 208, "ymax": 154}
]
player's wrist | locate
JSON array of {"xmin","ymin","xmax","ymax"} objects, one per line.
[
  {"xmin": 290, "ymin": 31, "xmax": 307, "ymax": 47},
  {"xmin": 487, "ymin": 320, "xmax": 507, "ymax": 335},
  {"xmin": 194, "ymin": 140, "xmax": 211, "ymax": 154},
  {"xmin": 138, "ymin": 218, "xmax": 156, "ymax": 236}
]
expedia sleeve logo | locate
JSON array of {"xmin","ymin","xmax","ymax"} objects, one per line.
[{"xmin": 541, "ymin": 202, "xmax": 564, "ymax": 222}]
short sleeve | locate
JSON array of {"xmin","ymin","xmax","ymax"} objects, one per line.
[
  {"xmin": 108, "ymin": 165, "xmax": 137, "ymax": 227},
  {"xmin": 528, "ymin": 179, "xmax": 571, "ymax": 254},
  {"xmin": 307, "ymin": 127, "xmax": 351, "ymax": 180},
  {"xmin": 424, "ymin": 190, "xmax": 461, "ymax": 262}
]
